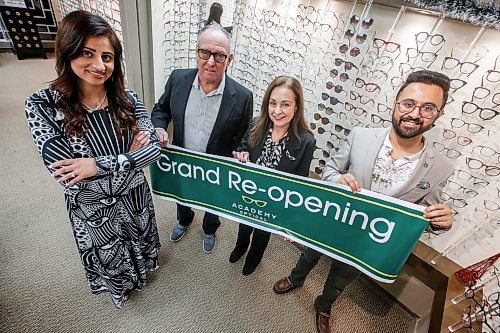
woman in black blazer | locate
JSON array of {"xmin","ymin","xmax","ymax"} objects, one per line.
[{"xmin": 230, "ymin": 76, "xmax": 316, "ymax": 275}]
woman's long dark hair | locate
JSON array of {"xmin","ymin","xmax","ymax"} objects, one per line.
[
  {"xmin": 51, "ymin": 10, "xmax": 137, "ymax": 137},
  {"xmin": 249, "ymin": 76, "xmax": 312, "ymax": 146},
  {"xmin": 206, "ymin": 2, "xmax": 223, "ymax": 25}
]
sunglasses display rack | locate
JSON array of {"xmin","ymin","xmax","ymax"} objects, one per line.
[{"xmin": 0, "ymin": 6, "xmax": 46, "ymax": 59}]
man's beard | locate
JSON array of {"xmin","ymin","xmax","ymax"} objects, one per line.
[{"xmin": 392, "ymin": 114, "xmax": 434, "ymax": 139}]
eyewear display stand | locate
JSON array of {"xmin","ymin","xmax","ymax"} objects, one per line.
[
  {"xmin": 375, "ymin": 241, "xmax": 482, "ymax": 333},
  {"xmin": 0, "ymin": 6, "xmax": 47, "ymax": 60}
]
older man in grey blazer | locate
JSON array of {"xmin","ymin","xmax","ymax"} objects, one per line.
[{"xmin": 273, "ymin": 70, "xmax": 454, "ymax": 333}]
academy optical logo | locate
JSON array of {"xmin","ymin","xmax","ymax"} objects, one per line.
[
  {"xmin": 232, "ymin": 195, "xmax": 276, "ymax": 222},
  {"xmin": 242, "ymin": 195, "xmax": 267, "ymax": 207}
]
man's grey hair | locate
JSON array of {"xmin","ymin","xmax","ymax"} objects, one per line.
[{"xmin": 197, "ymin": 22, "xmax": 232, "ymax": 53}]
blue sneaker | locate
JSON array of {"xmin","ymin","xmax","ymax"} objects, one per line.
[
  {"xmin": 202, "ymin": 234, "xmax": 216, "ymax": 253},
  {"xmin": 170, "ymin": 224, "xmax": 188, "ymax": 242}
]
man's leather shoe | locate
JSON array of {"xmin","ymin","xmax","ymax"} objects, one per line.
[
  {"xmin": 273, "ymin": 276, "xmax": 298, "ymax": 294},
  {"xmin": 315, "ymin": 311, "xmax": 331, "ymax": 333}
]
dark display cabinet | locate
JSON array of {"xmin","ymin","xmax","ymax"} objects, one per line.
[{"xmin": 0, "ymin": 5, "xmax": 47, "ymax": 59}]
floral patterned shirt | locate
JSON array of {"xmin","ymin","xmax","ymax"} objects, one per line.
[{"xmin": 371, "ymin": 132, "xmax": 425, "ymax": 196}]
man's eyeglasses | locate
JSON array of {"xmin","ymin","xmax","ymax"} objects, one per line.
[
  {"xmin": 462, "ymin": 101, "xmax": 499, "ymax": 121},
  {"xmin": 395, "ymin": 99, "xmax": 440, "ymax": 118},
  {"xmin": 197, "ymin": 48, "xmax": 228, "ymax": 63}
]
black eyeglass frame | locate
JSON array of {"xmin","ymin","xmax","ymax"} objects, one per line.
[{"xmin": 197, "ymin": 48, "xmax": 228, "ymax": 63}]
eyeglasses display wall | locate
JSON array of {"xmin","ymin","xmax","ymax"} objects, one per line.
[
  {"xmin": 156, "ymin": 0, "xmax": 499, "ymax": 270},
  {"xmin": 57, "ymin": 0, "xmax": 122, "ymax": 39},
  {"xmin": 0, "ymin": 5, "xmax": 47, "ymax": 59}
]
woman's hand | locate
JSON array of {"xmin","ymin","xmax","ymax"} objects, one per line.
[
  {"xmin": 129, "ymin": 131, "xmax": 150, "ymax": 152},
  {"xmin": 232, "ymin": 151, "xmax": 250, "ymax": 163},
  {"xmin": 50, "ymin": 158, "xmax": 98, "ymax": 186},
  {"xmin": 424, "ymin": 203, "xmax": 453, "ymax": 229}
]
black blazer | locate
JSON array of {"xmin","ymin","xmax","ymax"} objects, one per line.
[
  {"xmin": 151, "ymin": 69, "xmax": 253, "ymax": 157},
  {"xmin": 237, "ymin": 119, "xmax": 316, "ymax": 177}
]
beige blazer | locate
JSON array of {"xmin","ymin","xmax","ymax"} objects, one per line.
[{"xmin": 322, "ymin": 127, "xmax": 453, "ymax": 207}]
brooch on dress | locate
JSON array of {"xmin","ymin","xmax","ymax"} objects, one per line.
[{"xmin": 285, "ymin": 150, "xmax": 296, "ymax": 161}]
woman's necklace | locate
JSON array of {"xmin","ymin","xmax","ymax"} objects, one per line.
[{"xmin": 81, "ymin": 91, "xmax": 107, "ymax": 112}]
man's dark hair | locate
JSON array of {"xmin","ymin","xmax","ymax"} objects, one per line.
[{"xmin": 396, "ymin": 70, "xmax": 451, "ymax": 109}]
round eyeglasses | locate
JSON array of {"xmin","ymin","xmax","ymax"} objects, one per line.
[{"xmin": 396, "ymin": 99, "xmax": 440, "ymax": 118}]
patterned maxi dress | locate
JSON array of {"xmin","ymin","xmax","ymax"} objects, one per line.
[{"xmin": 25, "ymin": 87, "xmax": 161, "ymax": 308}]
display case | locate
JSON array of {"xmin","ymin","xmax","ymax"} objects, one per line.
[{"xmin": 0, "ymin": 5, "xmax": 47, "ymax": 59}]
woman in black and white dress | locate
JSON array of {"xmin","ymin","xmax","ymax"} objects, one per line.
[
  {"xmin": 230, "ymin": 76, "xmax": 316, "ymax": 275},
  {"xmin": 25, "ymin": 11, "xmax": 160, "ymax": 308}
]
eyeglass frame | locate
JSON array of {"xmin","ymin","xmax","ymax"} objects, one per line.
[
  {"xmin": 395, "ymin": 99, "xmax": 442, "ymax": 119},
  {"xmin": 197, "ymin": 48, "xmax": 228, "ymax": 63}
]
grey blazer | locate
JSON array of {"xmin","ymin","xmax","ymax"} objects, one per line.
[{"xmin": 322, "ymin": 127, "xmax": 453, "ymax": 207}]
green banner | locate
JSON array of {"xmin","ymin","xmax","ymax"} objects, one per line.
[{"xmin": 150, "ymin": 146, "xmax": 429, "ymax": 283}]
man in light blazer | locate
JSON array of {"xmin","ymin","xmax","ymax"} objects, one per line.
[
  {"xmin": 273, "ymin": 70, "xmax": 454, "ymax": 333},
  {"xmin": 151, "ymin": 24, "xmax": 253, "ymax": 253}
]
